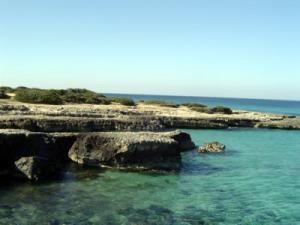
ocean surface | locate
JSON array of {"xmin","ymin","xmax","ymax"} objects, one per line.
[
  {"xmin": 106, "ymin": 93, "xmax": 300, "ymax": 116},
  {"xmin": 1, "ymin": 95, "xmax": 300, "ymax": 225}
]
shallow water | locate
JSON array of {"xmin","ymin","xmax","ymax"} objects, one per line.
[{"xmin": 1, "ymin": 129, "xmax": 300, "ymax": 225}]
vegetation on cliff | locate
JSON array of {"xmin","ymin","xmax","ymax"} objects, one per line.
[
  {"xmin": 0, "ymin": 90, "xmax": 9, "ymax": 99},
  {"xmin": 0, "ymin": 86, "xmax": 233, "ymax": 114},
  {"xmin": 110, "ymin": 97, "xmax": 136, "ymax": 106},
  {"xmin": 140, "ymin": 100, "xmax": 179, "ymax": 108},
  {"xmin": 14, "ymin": 88, "xmax": 109, "ymax": 105},
  {"xmin": 210, "ymin": 106, "xmax": 233, "ymax": 114},
  {"xmin": 15, "ymin": 89, "xmax": 64, "ymax": 104},
  {"xmin": 182, "ymin": 102, "xmax": 233, "ymax": 114}
]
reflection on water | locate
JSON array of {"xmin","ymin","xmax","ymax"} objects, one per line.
[{"xmin": 1, "ymin": 129, "xmax": 300, "ymax": 225}]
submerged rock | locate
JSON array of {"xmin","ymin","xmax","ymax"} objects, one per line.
[
  {"xmin": 69, "ymin": 130, "xmax": 195, "ymax": 171},
  {"xmin": 199, "ymin": 142, "xmax": 226, "ymax": 153}
]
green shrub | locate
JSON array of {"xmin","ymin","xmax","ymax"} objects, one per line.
[
  {"xmin": 61, "ymin": 89, "xmax": 110, "ymax": 104},
  {"xmin": 0, "ymin": 90, "xmax": 10, "ymax": 99},
  {"xmin": 181, "ymin": 102, "xmax": 207, "ymax": 108},
  {"xmin": 15, "ymin": 86, "xmax": 29, "ymax": 92},
  {"xmin": 182, "ymin": 102, "xmax": 210, "ymax": 113},
  {"xmin": 140, "ymin": 100, "xmax": 179, "ymax": 108},
  {"xmin": 0, "ymin": 86, "xmax": 14, "ymax": 94},
  {"xmin": 110, "ymin": 97, "xmax": 135, "ymax": 106},
  {"xmin": 184, "ymin": 102, "xmax": 233, "ymax": 114},
  {"xmin": 15, "ymin": 89, "xmax": 63, "ymax": 104},
  {"xmin": 189, "ymin": 106, "xmax": 211, "ymax": 113},
  {"xmin": 210, "ymin": 106, "xmax": 233, "ymax": 114},
  {"xmin": 14, "ymin": 88, "xmax": 110, "ymax": 105}
]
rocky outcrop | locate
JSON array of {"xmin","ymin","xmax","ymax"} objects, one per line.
[
  {"xmin": 256, "ymin": 118, "xmax": 300, "ymax": 130},
  {"xmin": 199, "ymin": 142, "xmax": 226, "ymax": 153},
  {"xmin": 14, "ymin": 156, "xmax": 60, "ymax": 181},
  {"xmin": 68, "ymin": 130, "xmax": 195, "ymax": 171},
  {"xmin": 0, "ymin": 129, "xmax": 195, "ymax": 180},
  {"xmin": 0, "ymin": 100, "xmax": 299, "ymax": 181},
  {"xmin": 0, "ymin": 130, "xmax": 77, "ymax": 180},
  {"xmin": 0, "ymin": 102, "xmax": 299, "ymax": 132},
  {"xmin": 0, "ymin": 116, "xmax": 165, "ymax": 132}
]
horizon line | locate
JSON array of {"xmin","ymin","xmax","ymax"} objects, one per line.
[{"xmin": 104, "ymin": 92, "xmax": 300, "ymax": 103}]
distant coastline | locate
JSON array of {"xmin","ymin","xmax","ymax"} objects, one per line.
[
  {"xmin": 106, "ymin": 93, "xmax": 300, "ymax": 116},
  {"xmin": 105, "ymin": 92, "xmax": 300, "ymax": 102}
]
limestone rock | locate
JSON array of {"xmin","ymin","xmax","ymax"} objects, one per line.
[
  {"xmin": 199, "ymin": 142, "xmax": 226, "ymax": 153},
  {"xmin": 69, "ymin": 131, "xmax": 195, "ymax": 171},
  {"xmin": 14, "ymin": 156, "xmax": 56, "ymax": 181},
  {"xmin": 0, "ymin": 130, "xmax": 77, "ymax": 180}
]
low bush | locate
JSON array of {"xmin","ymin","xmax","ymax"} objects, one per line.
[
  {"xmin": 110, "ymin": 97, "xmax": 135, "ymax": 106},
  {"xmin": 15, "ymin": 89, "xmax": 63, "ymax": 104},
  {"xmin": 140, "ymin": 100, "xmax": 179, "ymax": 108},
  {"xmin": 210, "ymin": 106, "xmax": 233, "ymax": 114},
  {"xmin": 14, "ymin": 87, "xmax": 110, "ymax": 105},
  {"xmin": 189, "ymin": 106, "xmax": 211, "ymax": 113},
  {"xmin": 0, "ymin": 90, "xmax": 10, "ymax": 99},
  {"xmin": 61, "ymin": 89, "xmax": 110, "ymax": 104},
  {"xmin": 0, "ymin": 86, "xmax": 14, "ymax": 94},
  {"xmin": 181, "ymin": 102, "xmax": 207, "ymax": 108},
  {"xmin": 183, "ymin": 102, "xmax": 233, "ymax": 114}
]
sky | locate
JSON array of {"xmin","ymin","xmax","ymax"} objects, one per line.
[{"xmin": 0, "ymin": 0, "xmax": 300, "ymax": 100}]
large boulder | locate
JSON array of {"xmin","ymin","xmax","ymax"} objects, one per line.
[
  {"xmin": 69, "ymin": 130, "xmax": 195, "ymax": 171},
  {"xmin": 199, "ymin": 142, "xmax": 226, "ymax": 153}
]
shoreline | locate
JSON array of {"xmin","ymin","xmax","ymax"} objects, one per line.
[
  {"xmin": 0, "ymin": 100, "xmax": 299, "ymax": 131},
  {"xmin": 0, "ymin": 99, "xmax": 299, "ymax": 182}
]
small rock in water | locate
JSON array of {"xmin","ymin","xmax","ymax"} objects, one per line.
[
  {"xmin": 14, "ymin": 156, "xmax": 58, "ymax": 181},
  {"xmin": 199, "ymin": 142, "xmax": 226, "ymax": 153}
]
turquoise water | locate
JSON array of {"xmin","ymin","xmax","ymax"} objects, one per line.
[
  {"xmin": 1, "ymin": 95, "xmax": 300, "ymax": 224},
  {"xmin": 1, "ymin": 129, "xmax": 300, "ymax": 225}
]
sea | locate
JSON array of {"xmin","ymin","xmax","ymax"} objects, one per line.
[{"xmin": 1, "ymin": 94, "xmax": 300, "ymax": 225}]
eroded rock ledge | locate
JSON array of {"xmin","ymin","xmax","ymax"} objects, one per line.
[
  {"xmin": 0, "ymin": 101, "xmax": 299, "ymax": 181},
  {"xmin": 69, "ymin": 131, "xmax": 195, "ymax": 171},
  {"xmin": 0, "ymin": 102, "xmax": 299, "ymax": 131},
  {"xmin": 0, "ymin": 129, "xmax": 195, "ymax": 181}
]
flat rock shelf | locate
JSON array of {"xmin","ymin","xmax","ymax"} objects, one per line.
[{"xmin": 0, "ymin": 101, "xmax": 299, "ymax": 131}]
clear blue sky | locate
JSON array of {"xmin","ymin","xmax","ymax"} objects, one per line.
[{"xmin": 1, "ymin": 0, "xmax": 300, "ymax": 100}]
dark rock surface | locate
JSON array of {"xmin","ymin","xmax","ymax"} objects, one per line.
[
  {"xmin": 0, "ymin": 129, "xmax": 195, "ymax": 180},
  {"xmin": 0, "ymin": 116, "xmax": 165, "ymax": 132},
  {"xmin": 199, "ymin": 142, "xmax": 226, "ymax": 153},
  {"xmin": 14, "ymin": 156, "xmax": 59, "ymax": 181},
  {"xmin": 69, "ymin": 130, "xmax": 195, "ymax": 171},
  {"xmin": 0, "ymin": 130, "xmax": 77, "ymax": 180}
]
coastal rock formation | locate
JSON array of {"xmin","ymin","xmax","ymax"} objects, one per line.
[
  {"xmin": 0, "ymin": 130, "xmax": 77, "ymax": 180},
  {"xmin": 256, "ymin": 117, "xmax": 300, "ymax": 130},
  {"xmin": 0, "ymin": 129, "xmax": 195, "ymax": 180},
  {"xmin": 0, "ymin": 102, "xmax": 299, "ymax": 132},
  {"xmin": 199, "ymin": 142, "xmax": 226, "ymax": 153},
  {"xmin": 14, "ymin": 156, "xmax": 59, "ymax": 181},
  {"xmin": 0, "ymin": 100, "xmax": 299, "ymax": 181},
  {"xmin": 69, "ymin": 130, "xmax": 195, "ymax": 171}
]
